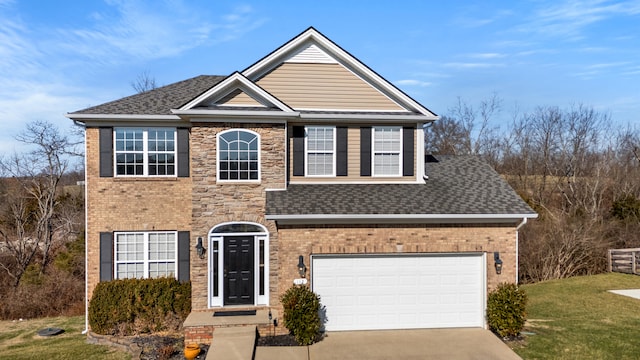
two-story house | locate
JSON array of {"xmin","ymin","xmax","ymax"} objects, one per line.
[{"xmin": 67, "ymin": 27, "xmax": 536, "ymax": 342}]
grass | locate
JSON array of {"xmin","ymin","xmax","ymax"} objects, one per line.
[
  {"xmin": 0, "ymin": 315, "xmax": 130, "ymax": 360},
  {"xmin": 513, "ymin": 272, "xmax": 640, "ymax": 359}
]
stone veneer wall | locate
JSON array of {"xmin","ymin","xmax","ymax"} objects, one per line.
[
  {"xmin": 189, "ymin": 123, "xmax": 286, "ymax": 311},
  {"xmin": 84, "ymin": 127, "xmax": 193, "ymax": 304},
  {"xmin": 269, "ymin": 223, "xmax": 518, "ymax": 332}
]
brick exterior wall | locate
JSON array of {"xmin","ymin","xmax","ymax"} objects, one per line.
[
  {"xmin": 184, "ymin": 325, "xmax": 215, "ymax": 344},
  {"xmin": 270, "ymin": 223, "xmax": 517, "ymax": 332},
  {"xmin": 85, "ymin": 127, "xmax": 192, "ymax": 302},
  {"xmin": 86, "ymin": 124, "xmax": 521, "ymax": 336}
]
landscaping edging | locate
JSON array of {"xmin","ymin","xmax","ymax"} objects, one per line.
[
  {"xmin": 86, "ymin": 331, "xmax": 196, "ymax": 359},
  {"xmin": 86, "ymin": 331, "xmax": 142, "ymax": 358}
]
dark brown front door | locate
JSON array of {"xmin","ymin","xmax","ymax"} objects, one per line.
[{"xmin": 224, "ymin": 236, "xmax": 254, "ymax": 305}]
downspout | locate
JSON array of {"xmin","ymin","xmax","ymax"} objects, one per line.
[
  {"xmin": 515, "ymin": 217, "xmax": 528, "ymax": 285},
  {"xmin": 75, "ymin": 120, "xmax": 89, "ymax": 335}
]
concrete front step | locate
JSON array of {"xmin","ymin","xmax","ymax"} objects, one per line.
[
  {"xmin": 183, "ymin": 309, "xmax": 276, "ymax": 344},
  {"xmin": 206, "ymin": 326, "xmax": 256, "ymax": 360}
]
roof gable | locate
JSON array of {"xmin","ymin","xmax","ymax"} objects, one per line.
[
  {"xmin": 242, "ymin": 27, "xmax": 437, "ymax": 117},
  {"xmin": 179, "ymin": 72, "xmax": 293, "ymax": 112}
]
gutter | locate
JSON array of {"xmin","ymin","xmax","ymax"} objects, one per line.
[
  {"xmin": 265, "ymin": 213, "xmax": 538, "ymax": 225},
  {"xmin": 65, "ymin": 114, "xmax": 180, "ymax": 121},
  {"xmin": 515, "ymin": 217, "xmax": 528, "ymax": 285}
]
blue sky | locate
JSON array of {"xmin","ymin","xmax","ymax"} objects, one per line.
[{"xmin": 0, "ymin": 0, "xmax": 639, "ymax": 154}]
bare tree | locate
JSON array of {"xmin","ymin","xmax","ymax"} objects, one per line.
[
  {"xmin": 131, "ymin": 71, "xmax": 157, "ymax": 93},
  {"xmin": 425, "ymin": 93, "xmax": 502, "ymax": 164},
  {"xmin": 0, "ymin": 121, "xmax": 81, "ymax": 286}
]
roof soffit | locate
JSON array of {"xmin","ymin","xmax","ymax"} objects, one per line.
[{"xmin": 241, "ymin": 27, "xmax": 438, "ymax": 118}]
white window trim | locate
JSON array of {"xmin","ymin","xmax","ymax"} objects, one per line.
[
  {"xmin": 208, "ymin": 222, "xmax": 270, "ymax": 308},
  {"xmin": 113, "ymin": 231, "xmax": 178, "ymax": 280},
  {"xmin": 305, "ymin": 125, "xmax": 336, "ymax": 177},
  {"xmin": 372, "ymin": 126, "xmax": 403, "ymax": 177},
  {"xmin": 113, "ymin": 127, "xmax": 178, "ymax": 177},
  {"xmin": 216, "ymin": 129, "xmax": 261, "ymax": 183}
]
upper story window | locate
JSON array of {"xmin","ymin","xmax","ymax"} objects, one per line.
[
  {"xmin": 305, "ymin": 126, "xmax": 335, "ymax": 176},
  {"xmin": 114, "ymin": 231, "xmax": 177, "ymax": 279},
  {"xmin": 114, "ymin": 128, "xmax": 176, "ymax": 176},
  {"xmin": 372, "ymin": 126, "xmax": 402, "ymax": 176},
  {"xmin": 217, "ymin": 129, "xmax": 260, "ymax": 181}
]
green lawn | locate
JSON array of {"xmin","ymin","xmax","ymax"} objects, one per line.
[
  {"xmin": 514, "ymin": 273, "xmax": 640, "ymax": 360},
  {"xmin": 0, "ymin": 315, "xmax": 130, "ymax": 360}
]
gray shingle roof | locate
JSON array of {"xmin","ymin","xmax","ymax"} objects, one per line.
[
  {"xmin": 71, "ymin": 75, "xmax": 225, "ymax": 115},
  {"xmin": 266, "ymin": 155, "xmax": 536, "ymax": 217}
]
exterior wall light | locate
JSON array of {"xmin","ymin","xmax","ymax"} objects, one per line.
[
  {"xmin": 196, "ymin": 237, "xmax": 206, "ymax": 259},
  {"xmin": 297, "ymin": 255, "xmax": 307, "ymax": 278},
  {"xmin": 494, "ymin": 252, "xmax": 503, "ymax": 275}
]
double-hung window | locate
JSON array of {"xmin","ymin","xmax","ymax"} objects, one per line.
[
  {"xmin": 114, "ymin": 128, "xmax": 176, "ymax": 176},
  {"xmin": 114, "ymin": 231, "xmax": 177, "ymax": 279},
  {"xmin": 217, "ymin": 129, "xmax": 260, "ymax": 181},
  {"xmin": 305, "ymin": 126, "xmax": 335, "ymax": 176},
  {"xmin": 373, "ymin": 126, "xmax": 402, "ymax": 176}
]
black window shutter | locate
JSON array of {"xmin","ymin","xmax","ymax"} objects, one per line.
[
  {"xmin": 99, "ymin": 128, "xmax": 113, "ymax": 177},
  {"xmin": 336, "ymin": 127, "xmax": 348, "ymax": 176},
  {"xmin": 177, "ymin": 128, "xmax": 190, "ymax": 177},
  {"xmin": 403, "ymin": 127, "xmax": 415, "ymax": 176},
  {"xmin": 99, "ymin": 232, "xmax": 113, "ymax": 281},
  {"xmin": 360, "ymin": 127, "xmax": 371, "ymax": 176},
  {"xmin": 177, "ymin": 231, "xmax": 190, "ymax": 282},
  {"xmin": 292, "ymin": 126, "xmax": 305, "ymax": 176}
]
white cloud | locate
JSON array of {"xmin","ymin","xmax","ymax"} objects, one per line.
[
  {"xmin": 395, "ymin": 79, "xmax": 433, "ymax": 87},
  {"xmin": 52, "ymin": 2, "xmax": 265, "ymax": 65},
  {"xmin": 469, "ymin": 53, "xmax": 506, "ymax": 59},
  {"xmin": 0, "ymin": 0, "xmax": 267, "ymax": 154},
  {"xmin": 443, "ymin": 62, "xmax": 504, "ymax": 69},
  {"xmin": 520, "ymin": 0, "xmax": 640, "ymax": 40}
]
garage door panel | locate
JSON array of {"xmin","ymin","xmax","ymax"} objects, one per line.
[{"xmin": 313, "ymin": 254, "xmax": 485, "ymax": 331}]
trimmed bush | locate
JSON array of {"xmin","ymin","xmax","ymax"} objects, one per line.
[
  {"xmin": 281, "ymin": 285, "xmax": 322, "ymax": 345},
  {"xmin": 89, "ymin": 277, "xmax": 191, "ymax": 335},
  {"xmin": 487, "ymin": 283, "xmax": 528, "ymax": 338}
]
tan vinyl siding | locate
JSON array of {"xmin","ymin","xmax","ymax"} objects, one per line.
[
  {"xmin": 217, "ymin": 89, "xmax": 265, "ymax": 107},
  {"xmin": 257, "ymin": 63, "xmax": 405, "ymax": 111},
  {"xmin": 289, "ymin": 125, "xmax": 417, "ymax": 183}
]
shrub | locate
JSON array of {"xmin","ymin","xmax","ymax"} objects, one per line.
[
  {"xmin": 89, "ymin": 277, "xmax": 191, "ymax": 335},
  {"xmin": 280, "ymin": 285, "xmax": 322, "ymax": 345},
  {"xmin": 0, "ymin": 267, "xmax": 84, "ymax": 319},
  {"xmin": 486, "ymin": 283, "xmax": 527, "ymax": 338},
  {"xmin": 612, "ymin": 195, "xmax": 640, "ymax": 221}
]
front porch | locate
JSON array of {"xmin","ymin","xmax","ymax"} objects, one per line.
[{"xmin": 183, "ymin": 308, "xmax": 277, "ymax": 344}]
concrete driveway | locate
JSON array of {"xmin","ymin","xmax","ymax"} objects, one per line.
[{"xmin": 255, "ymin": 328, "xmax": 522, "ymax": 360}]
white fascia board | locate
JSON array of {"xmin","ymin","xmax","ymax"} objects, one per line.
[
  {"xmin": 65, "ymin": 114, "xmax": 188, "ymax": 127},
  {"xmin": 242, "ymin": 28, "xmax": 437, "ymax": 117},
  {"xmin": 171, "ymin": 109, "xmax": 299, "ymax": 121},
  {"xmin": 65, "ymin": 113, "xmax": 180, "ymax": 121},
  {"xmin": 179, "ymin": 72, "xmax": 294, "ymax": 112},
  {"xmin": 298, "ymin": 113, "xmax": 437, "ymax": 122},
  {"xmin": 265, "ymin": 213, "xmax": 538, "ymax": 225}
]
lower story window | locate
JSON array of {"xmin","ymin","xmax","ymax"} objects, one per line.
[{"xmin": 114, "ymin": 231, "xmax": 177, "ymax": 279}]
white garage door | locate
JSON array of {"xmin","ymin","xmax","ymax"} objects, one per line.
[{"xmin": 312, "ymin": 254, "xmax": 485, "ymax": 331}]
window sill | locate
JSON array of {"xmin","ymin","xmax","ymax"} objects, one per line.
[
  {"xmin": 113, "ymin": 176, "xmax": 181, "ymax": 182},
  {"xmin": 216, "ymin": 180, "xmax": 262, "ymax": 185}
]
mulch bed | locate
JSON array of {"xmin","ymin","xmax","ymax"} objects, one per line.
[
  {"xmin": 130, "ymin": 334, "xmax": 209, "ymax": 360},
  {"xmin": 256, "ymin": 333, "xmax": 300, "ymax": 346}
]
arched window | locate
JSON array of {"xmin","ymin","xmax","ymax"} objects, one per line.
[{"xmin": 217, "ymin": 129, "xmax": 260, "ymax": 181}]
